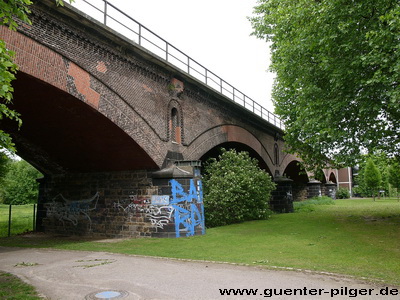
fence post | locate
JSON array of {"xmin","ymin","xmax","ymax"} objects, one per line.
[
  {"xmin": 8, "ymin": 204, "xmax": 12, "ymax": 237},
  {"xmin": 33, "ymin": 204, "xmax": 36, "ymax": 232}
]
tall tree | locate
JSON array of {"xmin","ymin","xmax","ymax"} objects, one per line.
[
  {"xmin": 250, "ymin": 0, "xmax": 400, "ymax": 169},
  {"xmin": 364, "ymin": 158, "xmax": 382, "ymax": 201},
  {"xmin": 388, "ymin": 162, "xmax": 400, "ymax": 200},
  {"xmin": 0, "ymin": 0, "xmax": 70, "ymax": 152}
]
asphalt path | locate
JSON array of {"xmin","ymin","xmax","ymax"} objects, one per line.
[{"xmin": 0, "ymin": 247, "xmax": 398, "ymax": 299}]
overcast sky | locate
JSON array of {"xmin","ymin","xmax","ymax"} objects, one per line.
[{"xmin": 72, "ymin": 0, "xmax": 275, "ymax": 112}]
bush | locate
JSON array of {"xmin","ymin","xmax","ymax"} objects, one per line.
[
  {"xmin": 336, "ymin": 187, "xmax": 350, "ymax": 199},
  {"xmin": 203, "ymin": 148, "xmax": 275, "ymax": 228},
  {"xmin": 0, "ymin": 160, "xmax": 42, "ymax": 205}
]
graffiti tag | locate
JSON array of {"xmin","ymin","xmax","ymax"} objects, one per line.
[{"xmin": 46, "ymin": 192, "xmax": 99, "ymax": 229}]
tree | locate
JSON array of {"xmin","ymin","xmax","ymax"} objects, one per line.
[
  {"xmin": 0, "ymin": 0, "xmax": 70, "ymax": 152},
  {"xmin": 0, "ymin": 159, "xmax": 42, "ymax": 204},
  {"xmin": 353, "ymin": 152, "xmax": 390, "ymax": 197},
  {"xmin": 202, "ymin": 148, "xmax": 275, "ymax": 227},
  {"xmin": 364, "ymin": 158, "xmax": 382, "ymax": 201},
  {"xmin": 388, "ymin": 162, "xmax": 400, "ymax": 201},
  {"xmin": 250, "ymin": 0, "xmax": 400, "ymax": 169}
]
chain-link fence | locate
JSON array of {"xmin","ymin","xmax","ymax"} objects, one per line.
[{"xmin": 0, "ymin": 204, "xmax": 36, "ymax": 237}]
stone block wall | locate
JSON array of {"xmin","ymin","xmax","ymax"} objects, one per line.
[{"xmin": 39, "ymin": 168, "xmax": 205, "ymax": 238}]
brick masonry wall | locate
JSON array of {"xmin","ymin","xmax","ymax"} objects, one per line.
[
  {"xmin": 13, "ymin": 3, "xmax": 287, "ymax": 174},
  {"xmin": 39, "ymin": 170, "xmax": 205, "ymax": 238}
]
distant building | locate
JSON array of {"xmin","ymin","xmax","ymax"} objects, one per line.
[{"xmin": 337, "ymin": 167, "xmax": 354, "ymax": 196}]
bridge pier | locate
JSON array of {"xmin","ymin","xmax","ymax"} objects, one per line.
[
  {"xmin": 270, "ymin": 176, "xmax": 294, "ymax": 213},
  {"xmin": 324, "ymin": 182, "xmax": 337, "ymax": 199},
  {"xmin": 307, "ymin": 180, "xmax": 323, "ymax": 198},
  {"xmin": 37, "ymin": 163, "xmax": 205, "ymax": 238}
]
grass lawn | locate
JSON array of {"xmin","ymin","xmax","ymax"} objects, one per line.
[
  {"xmin": 0, "ymin": 204, "xmax": 35, "ymax": 238},
  {"xmin": 1, "ymin": 198, "xmax": 399, "ymax": 285},
  {"xmin": 0, "ymin": 271, "xmax": 41, "ymax": 299}
]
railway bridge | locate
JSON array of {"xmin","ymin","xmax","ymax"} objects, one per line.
[{"xmin": 0, "ymin": 0, "xmax": 344, "ymax": 238}]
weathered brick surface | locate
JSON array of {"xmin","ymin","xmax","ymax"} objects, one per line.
[
  {"xmin": 8, "ymin": 2, "xmax": 290, "ymax": 175},
  {"xmin": 0, "ymin": 26, "xmax": 68, "ymax": 92},
  {"xmin": 39, "ymin": 170, "xmax": 205, "ymax": 238}
]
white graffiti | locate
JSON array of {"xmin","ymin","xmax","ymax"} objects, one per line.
[
  {"xmin": 46, "ymin": 192, "xmax": 99, "ymax": 229},
  {"xmin": 147, "ymin": 206, "xmax": 174, "ymax": 229}
]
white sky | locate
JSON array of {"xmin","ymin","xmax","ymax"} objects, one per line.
[{"xmin": 72, "ymin": 0, "xmax": 275, "ymax": 112}]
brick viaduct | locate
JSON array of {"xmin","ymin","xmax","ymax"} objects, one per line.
[{"xmin": 0, "ymin": 0, "xmax": 341, "ymax": 238}]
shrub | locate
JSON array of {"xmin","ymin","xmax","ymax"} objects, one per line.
[
  {"xmin": 336, "ymin": 187, "xmax": 350, "ymax": 199},
  {"xmin": 203, "ymin": 148, "xmax": 275, "ymax": 227}
]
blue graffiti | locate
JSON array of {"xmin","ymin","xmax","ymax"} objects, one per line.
[{"xmin": 170, "ymin": 179, "xmax": 205, "ymax": 237}]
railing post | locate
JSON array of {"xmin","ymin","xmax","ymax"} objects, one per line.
[
  {"xmin": 8, "ymin": 204, "xmax": 12, "ymax": 237},
  {"xmin": 187, "ymin": 57, "xmax": 190, "ymax": 74},
  {"xmin": 220, "ymin": 78, "xmax": 223, "ymax": 93},
  {"xmin": 103, "ymin": 0, "xmax": 107, "ymax": 25},
  {"xmin": 166, "ymin": 43, "xmax": 169, "ymax": 61},
  {"xmin": 205, "ymin": 69, "xmax": 208, "ymax": 85},
  {"xmin": 139, "ymin": 25, "xmax": 142, "ymax": 45}
]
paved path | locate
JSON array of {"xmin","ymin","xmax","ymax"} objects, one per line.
[{"xmin": 0, "ymin": 247, "xmax": 397, "ymax": 299}]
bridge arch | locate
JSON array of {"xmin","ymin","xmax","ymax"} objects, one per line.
[
  {"xmin": 282, "ymin": 160, "xmax": 309, "ymax": 201},
  {"xmin": 1, "ymin": 27, "xmax": 165, "ymax": 172},
  {"xmin": 183, "ymin": 125, "xmax": 275, "ymax": 175},
  {"xmin": 329, "ymin": 172, "xmax": 338, "ymax": 183},
  {"xmin": 4, "ymin": 72, "xmax": 159, "ymax": 174}
]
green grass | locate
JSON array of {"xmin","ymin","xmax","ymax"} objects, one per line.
[
  {"xmin": 1, "ymin": 198, "xmax": 400, "ymax": 285},
  {"xmin": 0, "ymin": 271, "xmax": 41, "ymax": 299},
  {"xmin": 0, "ymin": 204, "xmax": 36, "ymax": 237}
]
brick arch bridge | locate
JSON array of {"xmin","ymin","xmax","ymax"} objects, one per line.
[{"xmin": 0, "ymin": 0, "xmax": 342, "ymax": 238}]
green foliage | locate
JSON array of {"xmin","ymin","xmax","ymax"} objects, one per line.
[
  {"xmin": 353, "ymin": 152, "xmax": 389, "ymax": 197},
  {"xmin": 202, "ymin": 148, "xmax": 275, "ymax": 227},
  {"xmin": 0, "ymin": 152, "xmax": 11, "ymax": 182},
  {"xmin": 250, "ymin": 0, "xmax": 400, "ymax": 169},
  {"xmin": 364, "ymin": 158, "xmax": 382, "ymax": 200},
  {"xmin": 293, "ymin": 196, "xmax": 335, "ymax": 212},
  {"xmin": 0, "ymin": 160, "xmax": 42, "ymax": 205},
  {"xmin": 336, "ymin": 187, "xmax": 350, "ymax": 199}
]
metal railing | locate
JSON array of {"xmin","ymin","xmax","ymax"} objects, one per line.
[{"xmin": 70, "ymin": 0, "xmax": 284, "ymax": 130}]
